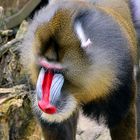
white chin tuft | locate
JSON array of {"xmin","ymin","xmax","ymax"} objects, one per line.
[{"xmin": 34, "ymin": 95, "xmax": 78, "ymax": 123}]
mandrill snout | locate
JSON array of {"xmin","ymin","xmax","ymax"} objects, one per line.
[{"xmin": 36, "ymin": 64, "xmax": 64, "ymax": 115}]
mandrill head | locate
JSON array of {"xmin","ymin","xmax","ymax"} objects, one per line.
[{"xmin": 21, "ymin": 0, "xmax": 119, "ymax": 122}]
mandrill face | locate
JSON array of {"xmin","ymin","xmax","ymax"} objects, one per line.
[
  {"xmin": 21, "ymin": 0, "xmax": 122, "ymax": 123},
  {"xmin": 23, "ymin": 2, "xmax": 91, "ymax": 123}
]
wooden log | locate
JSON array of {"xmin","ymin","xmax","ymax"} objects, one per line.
[
  {"xmin": 0, "ymin": 85, "xmax": 42, "ymax": 140},
  {"xmin": 4, "ymin": 0, "xmax": 41, "ymax": 29}
]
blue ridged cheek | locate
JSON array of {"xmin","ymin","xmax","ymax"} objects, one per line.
[
  {"xmin": 50, "ymin": 74, "xmax": 64, "ymax": 104},
  {"xmin": 36, "ymin": 68, "xmax": 45, "ymax": 100}
]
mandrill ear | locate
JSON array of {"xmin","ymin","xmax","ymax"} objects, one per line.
[
  {"xmin": 74, "ymin": 21, "xmax": 92, "ymax": 49},
  {"xmin": 74, "ymin": 11, "xmax": 93, "ymax": 49}
]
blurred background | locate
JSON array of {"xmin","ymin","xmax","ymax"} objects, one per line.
[{"xmin": 0, "ymin": 0, "xmax": 28, "ymax": 17}]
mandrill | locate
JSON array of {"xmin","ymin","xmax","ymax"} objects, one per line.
[{"xmin": 20, "ymin": 0, "xmax": 138, "ymax": 139}]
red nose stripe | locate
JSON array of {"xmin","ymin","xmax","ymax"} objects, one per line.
[
  {"xmin": 42, "ymin": 70, "xmax": 53, "ymax": 102},
  {"xmin": 38, "ymin": 70, "xmax": 57, "ymax": 114}
]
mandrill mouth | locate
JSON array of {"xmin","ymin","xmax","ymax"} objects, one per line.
[{"xmin": 36, "ymin": 58, "xmax": 64, "ymax": 115}]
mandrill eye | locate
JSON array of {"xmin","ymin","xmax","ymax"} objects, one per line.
[{"xmin": 42, "ymin": 39, "xmax": 59, "ymax": 62}]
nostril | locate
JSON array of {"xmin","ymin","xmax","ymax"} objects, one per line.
[
  {"xmin": 44, "ymin": 107, "xmax": 56, "ymax": 114},
  {"xmin": 38, "ymin": 100, "xmax": 56, "ymax": 114}
]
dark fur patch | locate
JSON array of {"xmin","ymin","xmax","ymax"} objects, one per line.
[
  {"xmin": 82, "ymin": 67, "xmax": 134, "ymax": 128},
  {"xmin": 38, "ymin": 111, "xmax": 78, "ymax": 140}
]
